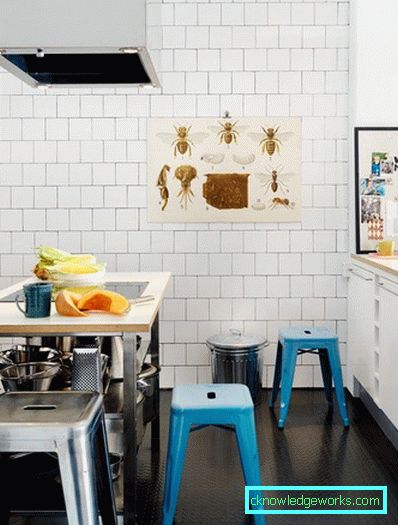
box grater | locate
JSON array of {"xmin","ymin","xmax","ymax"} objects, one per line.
[{"xmin": 72, "ymin": 347, "xmax": 103, "ymax": 392}]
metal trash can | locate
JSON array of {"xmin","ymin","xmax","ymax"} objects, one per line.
[{"xmin": 207, "ymin": 329, "xmax": 268, "ymax": 405}]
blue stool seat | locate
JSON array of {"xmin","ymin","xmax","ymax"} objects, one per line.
[
  {"xmin": 269, "ymin": 327, "xmax": 350, "ymax": 429},
  {"xmin": 162, "ymin": 384, "xmax": 265, "ymax": 525}
]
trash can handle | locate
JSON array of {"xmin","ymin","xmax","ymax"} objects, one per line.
[{"xmin": 229, "ymin": 329, "xmax": 241, "ymax": 337}]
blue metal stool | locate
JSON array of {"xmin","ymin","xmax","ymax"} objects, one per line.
[
  {"xmin": 162, "ymin": 383, "xmax": 265, "ymax": 525},
  {"xmin": 269, "ymin": 327, "xmax": 350, "ymax": 429}
]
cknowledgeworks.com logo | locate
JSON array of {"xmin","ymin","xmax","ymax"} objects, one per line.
[{"xmin": 245, "ymin": 485, "xmax": 387, "ymax": 515}]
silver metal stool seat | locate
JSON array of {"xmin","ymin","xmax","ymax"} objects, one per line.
[{"xmin": 0, "ymin": 391, "xmax": 117, "ymax": 525}]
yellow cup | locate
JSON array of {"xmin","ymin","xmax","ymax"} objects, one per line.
[{"xmin": 377, "ymin": 240, "xmax": 395, "ymax": 256}]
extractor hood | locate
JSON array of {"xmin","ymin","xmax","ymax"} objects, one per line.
[{"xmin": 0, "ymin": 0, "xmax": 159, "ymax": 88}]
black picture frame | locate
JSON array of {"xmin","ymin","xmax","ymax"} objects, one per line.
[{"xmin": 354, "ymin": 126, "xmax": 398, "ymax": 254}]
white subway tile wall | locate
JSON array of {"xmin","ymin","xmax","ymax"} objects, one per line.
[{"xmin": 0, "ymin": 0, "xmax": 349, "ymax": 389}]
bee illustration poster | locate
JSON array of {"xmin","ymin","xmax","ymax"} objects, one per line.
[{"xmin": 147, "ymin": 117, "xmax": 302, "ymax": 222}]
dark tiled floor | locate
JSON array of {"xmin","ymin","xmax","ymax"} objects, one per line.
[{"xmin": 9, "ymin": 389, "xmax": 398, "ymax": 525}]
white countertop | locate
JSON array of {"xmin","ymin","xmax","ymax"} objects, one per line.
[
  {"xmin": 0, "ymin": 272, "xmax": 171, "ymax": 334},
  {"xmin": 351, "ymin": 254, "xmax": 398, "ymax": 278}
]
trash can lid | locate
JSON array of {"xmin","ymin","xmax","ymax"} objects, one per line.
[{"xmin": 206, "ymin": 329, "xmax": 267, "ymax": 350}]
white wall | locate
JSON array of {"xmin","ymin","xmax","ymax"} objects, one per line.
[
  {"xmin": 351, "ymin": 0, "xmax": 398, "ymax": 126},
  {"xmin": 0, "ymin": 0, "xmax": 349, "ymax": 388},
  {"xmin": 349, "ymin": 0, "xmax": 398, "ymax": 250}
]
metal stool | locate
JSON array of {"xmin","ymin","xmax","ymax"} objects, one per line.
[
  {"xmin": 269, "ymin": 327, "xmax": 350, "ymax": 429},
  {"xmin": 0, "ymin": 392, "xmax": 117, "ymax": 525},
  {"xmin": 162, "ymin": 383, "xmax": 265, "ymax": 525}
]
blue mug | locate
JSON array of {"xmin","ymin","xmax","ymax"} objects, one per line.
[{"xmin": 15, "ymin": 282, "xmax": 53, "ymax": 318}]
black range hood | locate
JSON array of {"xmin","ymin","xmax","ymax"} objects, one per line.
[
  {"xmin": 3, "ymin": 52, "xmax": 151, "ymax": 85},
  {"xmin": 0, "ymin": 0, "xmax": 159, "ymax": 88}
]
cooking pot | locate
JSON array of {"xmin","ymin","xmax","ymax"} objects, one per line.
[
  {"xmin": 105, "ymin": 390, "xmax": 145, "ymax": 455},
  {"xmin": 137, "ymin": 363, "xmax": 160, "ymax": 424},
  {"xmin": 0, "ymin": 362, "xmax": 61, "ymax": 392},
  {"xmin": 0, "ymin": 345, "xmax": 60, "ymax": 365}
]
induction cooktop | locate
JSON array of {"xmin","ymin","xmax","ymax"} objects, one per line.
[{"xmin": 0, "ymin": 282, "xmax": 149, "ymax": 303}]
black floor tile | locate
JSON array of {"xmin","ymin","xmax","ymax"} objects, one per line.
[
  {"xmin": 135, "ymin": 389, "xmax": 398, "ymax": 525},
  {"xmin": 9, "ymin": 389, "xmax": 398, "ymax": 525}
]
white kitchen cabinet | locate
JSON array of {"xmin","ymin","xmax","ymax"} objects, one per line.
[
  {"xmin": 347, "ymin": 265, "xmax": 375, "ymax": 397},
  {"xmin": 348, "ymin": 255, "xmax": 398, "ymax": 441},
  {"xmin": 379, "ymin": 279, "xmax": 398, "ymax": 428}
]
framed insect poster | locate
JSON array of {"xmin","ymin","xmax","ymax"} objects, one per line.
[
  {"xmin": 355, "ymin": 127, "xmax": 398, "ymax": 253},
  {"xmin": 147, "ymin": 117, "xmax": 302, "ymax": 222}
]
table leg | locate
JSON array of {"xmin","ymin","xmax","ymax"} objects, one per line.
[
  {"xmin": 123, "ymin": 333, "xmax": 137, "ymax": 525},
  {"xmin": 0, "ymin": 453, "xmax": 11, "ymax": 524},
  {"xmin": 150, "ymin": 314, "xmax": 160, "ymax": 451},
  {"xmin": 95, "ymin": 415, "xmax": 117, "ymax": 525}
]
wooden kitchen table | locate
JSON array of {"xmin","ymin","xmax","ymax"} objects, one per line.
[{"xmin": 0, "ymin": 272, "xmax": 171, "ymax": 525}]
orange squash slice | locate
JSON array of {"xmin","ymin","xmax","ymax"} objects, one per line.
[
  {"xmin": 78, "ymin": 290, "xmax": 130, "ymax": 315},
  {"xmin": 55, "ymin": 290, "xmax": 86, "ymax": 317}
]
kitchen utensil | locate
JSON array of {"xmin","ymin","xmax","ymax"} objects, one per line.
[
  {"xmin": 0, "ymin": 345, "xmax": 60, "ymax": 365},
  {"xmin": 72, "ymin": 347, "xmax": 103, "ymax": 392},
  {"xmin": 0, "ymin": 354, "xmax": 13, "ymax": 368},
  {"xmin": 0, "ymin": 362, "xmax": 61, "ymax": 392},
  {"xmin": 130, "ymin": 295, "xmax": 155, "ymax": 305},
  {"xmin": 137, "ymin": 363, "xmax": 160, "ymax": 424},
  {"xmin": 15, "ymin": 282, "xmax": 53, "ymax": 318}
]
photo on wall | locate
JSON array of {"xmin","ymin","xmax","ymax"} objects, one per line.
[
  {"xmin": 147, "ymin": 117, "xmax": 302, "ymax": 223},
  {"xmin": 360, "ymin": 178, "xmax": 386, "ymax": 197},
  {"xmin": 355, "ymin": 127, "xmax": 398, "ymax": 252}
]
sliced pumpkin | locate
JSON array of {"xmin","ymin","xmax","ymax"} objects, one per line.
[
  {"xmin": 68, "ymin": 292, "xmax": 82, "ymax": 307},
  {"xmin": 78, "ymin": 290, "xmax": 130, "ymax": 315},
  {"xmin": 55, "ymin": 290, "xmax": 87, "ymax": 317}
]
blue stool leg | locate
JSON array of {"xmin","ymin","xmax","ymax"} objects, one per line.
[
  {"xmin": 269, "ymin": 341, "xmax": 282, "ymax": 408},
  {"xmin": 319, "ymin": 348, "xmax": 333, "ymax": 407},
  {"xmin": 327, "ymin": 342, "xmax": 350, "ymax": 427},
  {"xmin": 278, "ymin": 343, "xmax": 298, "ymax": 429},
  {"xmin": 235, "ymin": 410, "xmax": 266, "ymax": 525},
  {"xmin": 162, "ymin": 411, "xmax": 191, "ymax": 525}
]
